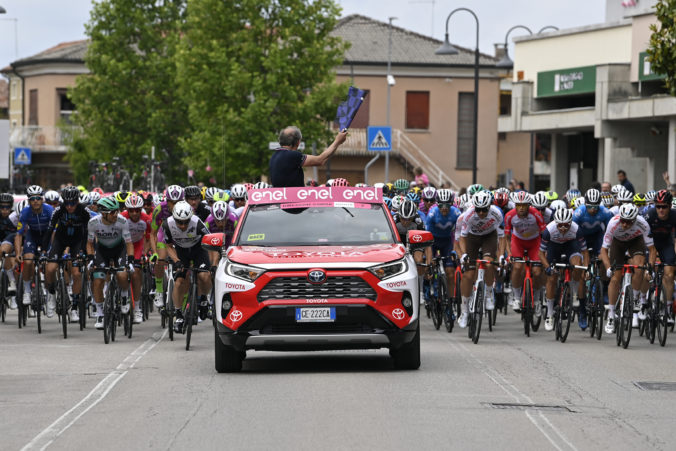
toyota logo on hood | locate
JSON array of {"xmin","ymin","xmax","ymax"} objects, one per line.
[{"xmin": 307, "ymin": 269, "xmax": 326, "ymax": 284}]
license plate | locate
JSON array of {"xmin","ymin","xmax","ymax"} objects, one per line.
[{"xmin": 295, "ymin": 307, "xmax": 336, "ymax": 322}]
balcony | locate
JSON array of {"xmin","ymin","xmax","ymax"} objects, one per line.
[{"xmin": 9, "ymin": 125, "xmax": 77, "ymax": 152}]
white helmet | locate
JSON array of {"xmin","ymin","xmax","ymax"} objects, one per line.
[
  {"xmin": 79, "ymin": 192, "xmax": 91, "ymax": 205},
  {"xmin": 472, "ymin": 191, "xmax": 492, "ymax": 209},
  {"xmin": 422, "ymin": 186, "xmax": 437, "ymax": 201},
  {"xmin": 437, "ymin": 189, "xmax": 453, "ymax": 203},
  {"xmin": 573, "ymin": 197, "xmax": 585, "ymax": 208},
  {"xmin": 166, "ymin": 185, "xmax": 184, "ymax": 202},
  {"xmin": 211, "ymin": 201, "xmax": 229, "ymax": 221},
  {"xmin": 15, "ymin": 199, "xmax": 28, "ymax": 215},
  {"xmin": 45, "ymin": 190, "xmax": 60, "ymax": 203},
  {"xmin": 585, "ymin": 188, "xmax": 601, "ymax": 206},
  {"xmin": 391, "ymin": 195, "xmax": 406, "ymax": 211},
  {"xmin": 253, "ymin": 181, "xmax": 270, "ymax": 189},
  {"xmin": 373, "ymin": 182, "xmax": 385, "ymax": 190},
  {"xmin": 617, "ymin": 189, "xmax": 633, "ymax": 203},
  {"xmin": 619, "ymin": 203, "xmax": 639, "ymax": 221},
  {"xmin": 611, "ymin": 184, "xmax": 624, "ymax": 195},
  {"xmin": 89, "ymin": 191, "xmax": 101, "ymax": 203},
  {"xmin": 26, "ymin": 185, "xmax": 44, "ymax": 197},
  {"xmin": 125, "ymin": 194, "xmax": 144, "ymax": 209},
  {"xmin": 172, "ymin": 200, "xmax": 193, "ymax": 221},
  {"xmin": 550, "ymin": 199, "xmax": 567, "ymax": 211},
  {"xmin": 554, "ymin": 208, "xmax": 573, "ymax": 224},
  {"xmin": 204, "ymin": 187, "xmax": 219, "ymax": 202},
  {"xmin": 532, "ymin": 191, "xmax": 548, "ymax": 209},
  {"xmin": 230, "ymin": 184, "xmax": 248, "ymax": 200},
  {"xmin": 399, "ymin": 199, "xmax": 418, "ymax": 219}
]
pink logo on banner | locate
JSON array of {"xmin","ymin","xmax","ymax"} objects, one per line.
[{"xmin": 248, "ymin": 187, "xmax": 383, "ymax": 206}]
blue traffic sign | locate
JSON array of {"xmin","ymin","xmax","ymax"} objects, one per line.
[
  {"xmin": 14, "ymin": 147, "xmax": 31, "ymax": 165},
  {"xmin": 367, "ymin": 126, "xmax": 392, "ymax": 151}
]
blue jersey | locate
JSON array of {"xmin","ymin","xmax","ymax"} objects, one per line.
[
  {"xmin": 425, "ymin": 205, "xmax": 461, "ymax": 239},
  {"xmin": 572, "ymin": 205, "xmax": 613, "ymax": 237},
  {"xmin": 17, "ymin": 204, "xmax": 54, "ymax": 236}
]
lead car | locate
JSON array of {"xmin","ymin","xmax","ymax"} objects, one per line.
[{"xmin": 202, "ymin": 186, "xmax": 433, "ymax": 372}]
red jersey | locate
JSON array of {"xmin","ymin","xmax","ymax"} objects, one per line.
[
  {"xmin": 120, "ymin": 211, "xmax": 151, "ymax": 244},
  {"xmin": 504, "ymin": 207, "xmax": 545, "ymax": 241}
]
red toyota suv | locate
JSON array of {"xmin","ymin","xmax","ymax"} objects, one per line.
[{"xmin": 203, "ymin": 186, "xmax": 432, "ymax": 372}]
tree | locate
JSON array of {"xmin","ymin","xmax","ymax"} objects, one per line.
[
  {"xmin": 67, "ymin": 0, "xmax": 188, "ymax": 185},
  {"xmin": 648, "ymin": 0, "xmax": 676, "ymax": 96},
  {"xmin": 176, "ymin": 0, "xmax": 348, "ymax": 184}
]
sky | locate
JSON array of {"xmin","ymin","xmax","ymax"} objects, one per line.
[{"xmin": 0, "ymin": 0, "xmax": 608, "ymax": 70}]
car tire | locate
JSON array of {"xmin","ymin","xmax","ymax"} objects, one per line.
[
  {"xmin": 390, "ymin": 322, "xmax": 420, "ymax": 370},
  {"xmin": 214, "ymin": 330, "xmax": 243, "ymax": 373}
]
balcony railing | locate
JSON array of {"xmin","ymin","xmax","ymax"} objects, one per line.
[{"xmin": 9, "ymin": 125, "xmax": 77, "ymax": 152}]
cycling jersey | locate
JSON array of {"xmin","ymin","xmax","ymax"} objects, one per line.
[
  {"xmin": 425, "ymin": 204, "xmax": 461, "ymax": 238},
  {"xmin": 573, "ymin": 205, "xmax": 613, "ymax": 236},
  {"xmin": 394, "ymin": 216, "xmax": 424, "ymax": 245},
  {"xmin": 536, "ymin": 207, "xmax": 552, "ymax": 224},
  {"xmin": 461, "ymin": 205, "xmax": 504, "ymax": 237},
  {"xmin": 454, "ymin": 211, "xmax": 467, "ymax": 242},
  {"xmin": 602, "ymin": 215, "xmax": 653, "ymax": 248},
  {"xmin": 87, "ymin": 215, "xmax": 132, "ymax": 248},
  {"xmin": 85, "ymin": 207, "xmax": 100, "ymax": 218},
  {"xmin": 540, "ymin": 222, "xmax": 587, "ymax": 263},
  {"xmin": 643, "ymin": 207, "xmax": 676, "ymax": 243},
  {"xmin": 504, "ymin": 207, "xmax": 545, "ymax": 241},
  {"xmin": 120, "ymin": 211, "xmax": 151, "ymax": 243},
  {"xmin": 206, "ymin": 212, "xmax": 238, "ymax": 247},
  {"xmin": 0, "ymin": 215, "xmax": 17, "ymax": 244},
  {"xmin": 193, "ymin": 201, "xmax": 210, "ymax": 222},
  {"xmin": 151, "ymin": 201, "xmax": 173, "ymax": 232},
  {"xmin": 49, "ymin": 205, "xmax": 90, "ymax": 241},
  {"xmin": 17, "ymin": 204, "xmax": 54, "ymax": 236},
  {"xmin": 161, "ymin": 216, "xmax": 209, "ymax": 249},
  {"xmin": 417, "ymin": 201, "xmax": 435, "ymax": 224}
]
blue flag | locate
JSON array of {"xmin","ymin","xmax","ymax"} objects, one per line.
[{"xmin": 335, "ymin": 86, "xmax": 366, "ymax": 131}]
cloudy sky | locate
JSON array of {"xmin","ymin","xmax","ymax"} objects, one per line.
[{"xmin": 0, "ymin": 0, "xmax": 608, "ymax": 69}]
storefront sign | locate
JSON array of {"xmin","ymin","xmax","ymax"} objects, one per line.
[
  {"xmin": 638, "ymin": 51, "xmax": 665, "ymax": 82},
  {"xmin": 537, "ymin": 66, "xmax": 596, "ymax": 97}
]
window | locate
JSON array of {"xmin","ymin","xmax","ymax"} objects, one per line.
[
  {"xmin": 57, "ymin": 88, "xmax": 76, "ymax": 123},
  {"xmin": 456, "ymin": 92, "xmax": 475, "ymax": 169},
  {"xmin": 405, "ymin": 91, "xmax": 429, "ymax": 129},
  {"xmin": 350, "ymin": 89, "xmax": 370, "ymax": 128},
  {"xmin": 28, "ymin": 89, "xmax": 38, "ymax": 125}
]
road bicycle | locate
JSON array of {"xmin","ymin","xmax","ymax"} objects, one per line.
[
  {"xmin": 0, "ymin": 252, "xmax": 14, "ymax": 323},
  {"xmin": 20, "ymin": 253, "xmax": 47, "ymax": 334},
  {"xmin": 551, "ymin": 262, "xmax": 587, "ymax": 343},
  {"xmin": 585, "ymin": 252, "xmax": 604, "ymax": 340},
  {"xmin": 511, "ymin": 254, "xmax": 543, "ymax": 337},
  {"xmin": 77, "ymin": 254, "xmax": 92, "ymax": 330},
  {"xmin": 644, "ymin": 263, "xmax": 671, "ymax": 347},
  {"xmin": 182, "ymin": 264, "xmax": 212, "ymax": 351},
  {"xmin": 422, "ymin": 255, "xmax": 448, "ymax": 331},
  {"xmin": 139, "ymin": 255, "xmax": 154, "ymax": 321},
  {"xmin": 612, "ymin": 263, "xmax": 648, "ymax": 349},
  {"xmin": 159, "ymin": 260, "xmax": 175, "ymax": 341},
  {"xmin": 101, "ymin": 264, "xmax": 126, "ymax": 344},
  {"xmin": 47, "ymin": 255, "xmax": 74, "ymax": 339},
  {"xmin": 466, "ymin": 258, "xmax": 494, "ymax": 344}
]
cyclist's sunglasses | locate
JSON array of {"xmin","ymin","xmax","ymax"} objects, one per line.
[
  {"xmin": 0, "ymin": 205, "xmax": 11, "ymax": 210},
  {"xmin": 64, "ymin": 201, "xmax": 78, "ymax": 207},
  {"xmin": 127, "ymin": 208, "xmax": 142, "ymax": 213},
  {"xmin": 557, "ymin": 222, "xmax": 571, "ymax": 229},
  {"xmin": 29, "ymin": 196, "xmax": 42, "ymax": 201},
  {"xmin": 175, "ymin": 219, "xmax": 190, "ymax": 226},
  {"xmin": 475, "ymin": 207, "xmax": 489, "ymax": 213},
  {"xmin": 620, "ymin": 218, "xmax": 635, "ymax": 225},
  {"xmin": 656, "ymin": 204, "xmax": 670, "ymax": 210}
]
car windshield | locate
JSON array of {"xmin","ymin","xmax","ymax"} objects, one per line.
[{"xmin": 236, "ymin": 204, "xmax": 396, "ymax": 246}]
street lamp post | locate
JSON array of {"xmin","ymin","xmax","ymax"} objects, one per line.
[
  {"xmin": 385, "ymin": 16, "xmax": 396, "ymax": 183},
  {"xmin": 496, "ymin": 25, "xmax": 532, "ymax": 69},
  {"xmin": 435, "ymin": 8, "xmax": 479, "ymax": 185}
]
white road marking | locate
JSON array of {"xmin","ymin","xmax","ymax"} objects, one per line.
[{"xmin": 20, "ymin": 329, "xmax": 167, "ymax": 451}]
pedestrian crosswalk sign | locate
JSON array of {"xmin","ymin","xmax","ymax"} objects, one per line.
[
  {"xmin": 14, "ymin": 147, "xmax": 31, "ymax": 165},
  {"xmin": 367, "ymin": 126, "xmax": 392, "ymax": 151}
]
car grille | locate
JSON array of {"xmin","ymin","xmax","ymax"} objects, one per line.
[{"xmin": 257, "ymin": 276, "xmax": 377, "ymax": 302}]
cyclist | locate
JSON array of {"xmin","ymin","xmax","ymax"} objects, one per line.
[
  {"xmin": 539, "ymin": 208, "xmax": 588, "ymax": 331},
  {"xmin": 44, "ymin": 190, "xmax": 61, "ymax": 209},
  {"xmin": 633, "ymin": 192, "xmax": 648, "ymax": 215},
  {"xmin": 185, "ymin": 185, "xmax": 210, "ymax": 222},
  {"xmin": 393, "ymin": 179, "xmax": 409, "ymax": 194},
  {"xmin": 229, "ymin": 184, "xmax": 248, "ymax": 218},
  {"xmin": 425, "ymin": 189, "xmax": 461, "ymax": 305},
  {"xmin": 44, "ymin": 186, "xmax": 91, "ymax": 323},
  {"xmin": 161, "ymin": 201, "xmax": 213, "ymax": 333},
  {"xmin": 610, "ymin": 189, "xmax": 633, "ymax": 215},
  {"xmin": 504, "ymin": 191, "xmax": 545, "ymax": 312},
  {"xmin": 532, "ymin": 191, "xmax": 552, "ymax": 224},
  {"xmin": 150, "ymin": 185, "xmax": 184, "ymax": 308},
  {"xmin": 120, "ymin": 194, "xmax": 152, "ymax": 324},
  {"xmin": 87, "ymin": 197, "xmax": 134, "ymax": 330},
  {"xmin": 15, "ymin": 186, "xmax": 55, "ymax": 314},
  {"xmin": 140, "ymin": 191, "xmax": 155, "ymax": 216},
  {"xmin": 642, "ymin": 189, "xmax": 676, "ymax": 325},
  {"xmin": 418, "ymin": 187, "xmax": 437, "ymax": 223},
  {"xmin": 0, "ymin": 193, "xmax": 17, "ymax": 307},
  {"xmin": 204, "ymin": 187, "xmax": 219, "ymax": 211},
  {"xmin": 601, "ymin": 203, "xmax": 656, "ymax": 334},
  {"xmin": 458, "ymin": 191, "xmax": 505, "ymax": 327},
  {"xmin": 206, "ymin": 200, "xmax": 238, "ymax": 247}
]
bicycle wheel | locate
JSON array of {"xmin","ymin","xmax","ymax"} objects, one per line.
[
  {"xmin": 588, "ymin": 280, "xmax": 598, "ymax": 338},
  {"xmin": 79, "ymin": 271, "xmax": 88, "ymax": 330},
  {"xmin": 554, "ymin": 282, "xmax": 566, "ymax": 341},
  {"xmin": 185, "ymin": 281, "xmax": 198, "ymax": 351},
  {"xmin": 620, "ymin": 285, "xmax": 633, "ymax": 349},
  {"xmin": 523, "ymin": 280, "xmax": 532, "ymax": 337},
  {"xmin": 34, "ymin": 288, "xmax": 42, "ymax": 334},
  {"xmin": 441, "ymin": 278, "xmax": 453, "ymax": 333},
  {"xmin": 166, "ymin": 278, "xmax": 174, "ymax": 341},
  {"xmin": 595, "ymin": 280, "xmax": 604, "ymax": 340},
  {"xmin": 16, "ymin": 273, "xmax": 23, "ymax": 329},
  {"xmin": 431, "ymin": 277, "xmax": 442, "ymax": 331},
  {"xmin": 472, "ymin": 281, "xmax": 484, "ymax": 344},
  {"xmin": 560, "ymin": 282, "xmax": 573, "ymax": 343},
  {"xmin": 110, "ymin": 287, "xmax": 119, "ymax": 342},
  {"xmin": 103, "ymin": 289, "xmax": 112, "ymax": 344},
  {"xmin": 656, "ymin": 285, "xmax": 668, "ymax": 347},
  {"xmin": 58, "ymin": 277, "xmax": 68, "ymax": 339},
  {"xmin": 531, "ymin": 288, "xmax": 542, "ymax": 332},
  {"xmin": 0, "ymin": 272, "xmax": 7, "ymax": 323},
  {"xmin": 645, "ymin": 286, "xmax": 655, "ymax": 343}
]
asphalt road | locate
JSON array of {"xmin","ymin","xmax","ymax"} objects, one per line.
[{"xmin": 1, "ymin": 308, "xmax": 675, "ymax": 451}]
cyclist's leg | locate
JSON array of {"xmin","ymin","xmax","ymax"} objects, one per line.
[
  {"xmin": 0, "ymin": 240, "xmax": 16, "ymax": 294},
  {"xmin": 481, "ymin": 231, "xmax": 498, "ymax": 309},
  {"xmin": 660, "ymin": 244, "xmax": 676, "ymax": 319},
  {"xmin": 606, "ymin": 239, "xmax": 627, "ymax": 320},
  {"xmin": 627, "ymin": 237, "xmax": 646, "ymax": 292},
  {"xmin": 510, "ymin": 236, "xmax": 525, "ymax": 310}
]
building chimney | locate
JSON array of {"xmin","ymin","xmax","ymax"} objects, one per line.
[{"xmin": 494, "ymin": 43, "xmax": 506, "ymax": 60}]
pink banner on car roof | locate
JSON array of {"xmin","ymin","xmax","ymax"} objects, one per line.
[{"xmin": 248, "ymin": 186, "xmax": 383, "ymax": 206}]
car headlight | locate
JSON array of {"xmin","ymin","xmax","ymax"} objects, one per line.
[
  {"xmin": 224, "ymin": 260, "xmax": 265, "ymax": 282},
  {"xmin": 369, "ymin": 259, "xmax": 408, "ymax": 280}
]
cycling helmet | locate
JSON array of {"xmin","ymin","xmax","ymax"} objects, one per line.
[
  {"xmin": 243, "ymin": 182, "xmax": 254, "ymax": 191},
  {"xmin": 77, "ymin": 185, "xmax": 87, "ymax": 193},
  {"xmin": 468, "ymin": 184, "xmax": 484, "ymax": 196},
  {"xmin": 253, "ymin": 181, "xmax": 270, "ymax": 189},
  {"xmin": 545, "ymin": 191, "xmax": 559, "ymax": 202},
  {"xmin": 655, "ymin": 189, "xmax": 673, "ymax": 205},
  {"xmin": 332, "ymin": 177, "xmax": 349, "ymax": 187},
  {"xmin": 61, "ymin": 186, "xmax": 80, "ymax": 202},
  {"xmin": 230, "ymin": 184, "xmax": 248, "ymax": 200},
  {"xmin": 585, "ymin": 188, "xmax": 601, "ymax": 206},
  {"xmin": 0, "ymin": 193, "xmax": 13, "ymax": 205},
  {"xmin": 513, "ymin": 191, "xmax": 531, "ymax": 205},
  {"xmin": 407, "ymin": 191, "xmax": 420, "ymax": 203},
  {"xmin": 166, "ymin": 185, "xmax": 184, "ymax": 202},
  {"xmin": 617, "ymin": 189, "xmax": 633, "ymax": 203},
  {"xmin": 472, "ymin": 191, "xmax": 492, "ymax": 209},
  {"xmin": 410, "ymin": 186, "xmax": 421, "ymax": 195},
  {"xmin": 393, "ymin": 179, "xmax": 409, "ymax": 192},
  {"xmin": 184, "ymin": 185, "xmax": 201, "ymax": 199},
  {"xmin": 494, "ymin": 192, "xmax": 509, "ymax": 208},
  {"xmin": 125, "ymin": 194, "xmax": 144, "ymax": 209},
  {"xmin": 645, "ymin": 190, "xmax": 657, "ymax": 203},
  {"xmin": 611, "ymin": 184, "xmax": 624, "ymax": 195},
  {"xmin": 601, "ymin": 192, "xmax": 614, "ymax": 208},
  {"xmin": 213, "ymin": 191, "xmax": 229, "ymax": 203},
  {"xmin": 211, "ymin": 201, "xmax": 229, "ymax": 221},
  {"xmin": 97, "ymin": 196, "xmax": 119, "ymax": 213},
  {"xmin": 44, "ymin": 190, "xmax": 60, "ymax": 203},
  {"xmin": 79, "ymin": 192, "xmax": 91, "ymax": 206},
  {"xmin": 355, "ymin": 183, "xmax": 368, "ymax": 188},
  {"xmin": 383, "ymin": 197, "xmax": 393, "ymax": 209},
  {"xmin": 460, "ymin": 193, "xmax": 470, "ymax": 207},
  {"xmin": 437, "ymin": 189, "xmax": 453, "ymax": 204},
  {"xmin": 89, "ymin": 191, "xmax": 101, "ymax": 203},
  {"xmin": 632, "ymin": 192, "xmax": 647, "ymax": 206},
  {"xmin": 421, "ymin": 186, "xmax": 437, "ymax": 201},
  {"xmin": 399, "ymin": 199, "xmax": 418, "ymax": 219},
  {"xmin": 619, "ymin": 203, "xmax": 639, "ymax": 221},
  {"xmin": 140, "ymin": 191, "xmax": 154, "ymax": 202},
  {"xmin": 554, "ymin": 208, "xmax": 573, "ymax": 224},
  {"xmin": 573, "ymin": 197, "xmax": 585, "ymax": 208},
  {"xmin": 373, "ymin": 182, "xmax": 385, "ymax": 191},
  {"xmin": 532, "ymin": 191, "xmax": 548, "ymax": 209},
  {"xmin": 15, "ymin": 199, "xmax": 28, "ymax": 215},
  {"xmin": 325, "ymin": 179, "xmax": 334, "ymax": 187},
  {"xmin": 203, "ymin": 187, "xmax": 218, "ymax": 202},
  {"xmin": 91, "ymin": 187, "xmax": 104, "ymax": 195},
  {"xmin": 550, "ymin": 200, "xmax": 567, "ymax": 211},
  {"xmin": 26, "ymin": 185, "xmax": 43, "ymax": 197},
  {"xmin": 115, "ymin": 191, "xmax": 131, "ymax": 204},
  {"xmin": 172, "ymin": 200, "xmax": 193, "ymax": 221},
  {"xmin": 391, "ymin": 194, "xmax": 406, "ymax": 211},
  {"xmin": 495, "ymin": 187, "xmax": 510, "ymax": 195}
]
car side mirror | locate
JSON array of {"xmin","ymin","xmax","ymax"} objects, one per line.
[
  {"xmin": 202, "ymin": 233, "xmax": 224, "ymax": 252},
  {"xmin": 408, "ymin": 230, "xmax": 433, "ymax": 249}
]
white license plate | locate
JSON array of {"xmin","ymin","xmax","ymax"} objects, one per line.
[{"xmin": 295, "ymin": 307, "xmax": 336, "ymax": 322}]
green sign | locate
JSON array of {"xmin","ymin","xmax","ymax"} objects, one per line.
[
  {"xmin": 638, "ymin": 51, "xmax": 665, "ymax": 82},
  {"xmin": 537, "ymin": 65, "xmax": 596, "ymax": 97}
]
